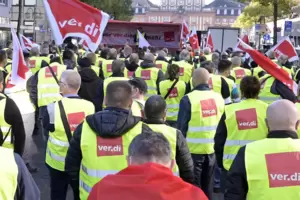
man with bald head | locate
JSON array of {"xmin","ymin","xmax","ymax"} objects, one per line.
[
  {"xmin": 143, "ymin": 95, "xmax": 194, "ymax": 183},
  {"xmin": 100, "ymin": 48, "xmax": 118, "ymax": 79},
  {"xmin": 43, "ymin": 70, "xmax": 95, "ymax": 200},
  {"xmin": 225, "ymin": 99, "xmax": 300, "ymax": 200},
  {"xmin": 178, "ymin": 68, "xmax": 225, "ymax": 199},
  {"xmin": 134, "ymin": 52, "xmax": 164, "ymax": 99}
]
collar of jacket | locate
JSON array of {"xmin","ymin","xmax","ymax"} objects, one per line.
[
  {"xmin": 104, "ymin": 107, "xmax": 129, "ymax": 114},
  {"xmin": 111, "ymin": 72, "xmax": 125, "ymax": 77},
  {"xmin": 267, "ymin": 130, "xmax": 298, "ymax": 139},
  {"xmin": 143, "ymin": 118, "xmax": 165, "ymax": 125},
  {"xmin": 156, "ymin": 56, "xmax": 168, "ymax": 62},
  {"xmin": 141, "ymin": 61, "xmax": 156, "ymax": 68},
  {"xmin": 192, "ymin": 84, "xmax": 210, "ymax": 91}
]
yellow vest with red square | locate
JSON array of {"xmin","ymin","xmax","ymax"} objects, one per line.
[
  {"xmin": 124, "ymin": 68, "xmax": 135, "ymax": 79},
  {"xmin": 91, "ymin": 65, "xmax": 100, "ymax": 76},
  {"xmin": 102, "ymin": 59, "xmax": 114, "ymax": 79},
  {"xmin": 223, "ymin": 99, "xmax": 268, "ymax": 170},
  {"xmin": 46, "ymin": 98, "xmax": 95, "ymax": 171},
  {"xmin": 37, "ymin": 63, "xmax": 66, "ymax": 107},
  {"xmin": 103, "ymin": 77, "xmax": 129, "ymax": 107},
  {"xmin": 259, "ymin": 76, "xmax": 281, "ymax": 104},
  {"xmin": 245, "ymin": 138, "xmax": 300, "ymax": 200},
  {"xmin": 231, "ymin": 67, "xmax": 251, "ymax": 88},
  {"xmin": 79, "ymin": 121, "xmax": 144, "ymax": 200},
  {"xmin": 0, "ymin": 147, "xmax": 18, "ymax": 200},
  {"xmin": 172, "ymin": 61, "xmax": 193, "ymax": 84},
  {"xmin": 186, "ymin": 90, "xmax": 224, "ymax": 154},
  {"xmin": 0, "ymin": 94, "xmax": 13, "ymax": 149},
  {"xmin": 147, "ymin": 124, "xmax": 179, "ymax": 174},
  {"xmin": 155, "ymin": 60, "xmax": 169, "ymax": 74},
  {"xmin": 28, "ymin": 56, "xmax": 43, "ymax": 74},
  {"xmin": 159, "ymin": 79, "xmax": 186, "ymax": 121},
  {"xmin": 135, "ymin": 67, "xmax": 159, "ymax": 99}
]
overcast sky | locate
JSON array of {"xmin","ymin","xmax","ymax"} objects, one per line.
[{"xmin": 149, "ymin": 0, "xmax": 214, "ymax": 5}]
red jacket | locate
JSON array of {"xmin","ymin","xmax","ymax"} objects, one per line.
[{"xmin": 88, "ymin": 163, "xmax": 208, "ymax": 200}]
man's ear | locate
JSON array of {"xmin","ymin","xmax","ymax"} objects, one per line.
[
  {"xmin": 170, "ymin": 159, "xmax": 175, "ymax": 170},
  {"xmin": 265, "ymin": 118, "xmax": 270, "ymax": 132},
  {"xmin": 296, "ymin": 120, "xmax": 300, "ymax": 131}
]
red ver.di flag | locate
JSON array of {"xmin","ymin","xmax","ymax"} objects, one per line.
[{"xmin": 43, "ymin": 0, "xmax": 109, "ymax": 52}]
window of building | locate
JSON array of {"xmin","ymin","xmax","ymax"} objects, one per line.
[
  {"xmin": 224, "ymin": 9, "xmax": 227, "ymax": 15},
  {"xmin": 217, "ymin": 9, "xmax": 220, "ymax": 14},
  {"xmin": 0, "ymin": 0, "xmax": 7, "ymax": 6},
  {"xmin": 238, "ymin": 9, "xmax": 241, "ymax": 15},
  {"xmin": 231, "ymin": 9, "xmax": 234, "ymax": 15},
  {"xmin": 163, "ymin": 16, "xmax": 170, "ymax": 22}
]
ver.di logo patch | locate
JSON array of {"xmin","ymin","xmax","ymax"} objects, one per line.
[
  {"xmin": 200, "ymin": 99, "xmax": 217, "ymax": 118},
  {"xmin": 236, "ymin": 108, "xmax": 258, "ymax": 130}
]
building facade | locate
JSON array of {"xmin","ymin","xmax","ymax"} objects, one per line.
[
  {"xmin": 131, "ymin": 0, "xmax": 245, "ymax": 30},
  {"xmin": 0, "ymin": 0, "xmax": 12, "ymax": 48}
]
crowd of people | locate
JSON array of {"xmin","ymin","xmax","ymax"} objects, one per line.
[{"xmin": 0, "ymin": 40, "xmax": 300, "ymax": 200}]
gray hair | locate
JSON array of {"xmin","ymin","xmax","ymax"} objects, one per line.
[
  {"xmin": 144, "ymin": 53, "xmax": 155, "ymax": 62},
  {"xmin": 60, "ymin": 70, "xmax": 81, "ymax": 91},
  {"xmin": 123, "ymin": 45, "xmax": 133, "ymax": 58},
  {"xmin": 108, "ymin": 48, "xmax": 118, "ymax": 59},
  {"xmin": 203, "ymin": 47, "xmax": 211, "ymax": 55},
  {"xmin": 112, "ymin": 60, "xmax": 125, "ymax": 74},
  {"xmin": 212, "ymin": 52, "xmax": 220, "ymax": 61},
  {"xmin": 278, "ymin": 54, "xmax": 289, "ymax": 64},
  {"xmin": 179, "ymin": 49, "xmax": 190, "ymax": 61},
  {"xmin": 129, "ymin": 53, "xmax": 139, "ymax": 64},
  {"xmin": 231, "ymin": 56, "xmax": 242, "ymax": 67},
  {"xmin": 30, "ymin": 47, "xmax": 40, "ymax": 56},
  {"xmin": 157, "ymin": 50, "xmax": 166, "ymax": 58},
  {"xmin": 128, "ymin": 131, "xmax": 172, "ymax": 165}
]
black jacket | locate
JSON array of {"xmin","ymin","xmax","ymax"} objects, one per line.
[
  {"xmin": 135, "ymin": 61, "xmax": 165, "ymax": 94},
  {"xmin": 125, "ymin": 60, "xmax": 139, "ymax": 72},
  {"xmin": 156, "ymin": 56, "xmax": 170, "ymax": 63},
  {"xmin": 143, "ymin": 118, "xmax": 194, "ymax": 184},
  {"xmin": 225, "ymin": 130, "xmax": 298, "ymax": 200},
  {"xmin": 0, "ymin": 95, "xmax": 26, "ymax": 156},
  {"xmin": 65, "ymin": 107, "xmax": 148, "ymax": 180},
  {"xmin": 214, "ymin": 113, "xmax": 227, "ymax": 169},
  {"xmin": 78, "ymin": 68, "xmax": 103, "ymax": 103},
  {"xmin": 93, "ymin": 72, "xmax": 125, "ymax": 112}
]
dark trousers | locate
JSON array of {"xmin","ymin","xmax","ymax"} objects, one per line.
[
  {"xmin": 47, "ymin": 164, "xmax": 79, "ymax": 200},
  {"xmin": 191, "ymin": 153, "xmax": 216, "ymax": 200}
]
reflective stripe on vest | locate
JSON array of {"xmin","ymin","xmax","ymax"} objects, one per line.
[
  {"xmin": 159, "ymin": 79, "xmax": 186, "ymax": 121},
  {"xmin": 46, "ymin": 98, "xmax": 95, "ymax": 171},
  {"xmin": 245, "ymin": 138, "xmax": 300, "ymax": 200},
  {"xmin": 79, "ymin": 121, "xmax": 143, "ymax": 200},
  {"xmin": 186, "ymin": 90, "xmax": 224, "ymax": 154},
  {"xmin": 223, "ymin": 99, "xmax": 268, "ymax": 170},
  {"xmin": 81, "ymin": 164, "xmax": 118, "ymax": 178},
  {"xmin": 0, "ymin": 147, "xmax": 18, "ymax": 199}
]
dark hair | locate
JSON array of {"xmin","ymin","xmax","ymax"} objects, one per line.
[
  {"xmin": 100, "ymin": 48, "xmax": 109, "ymax": 59},
  {"xmin": 0, "ymin": 71, "xmax": 4, "ymax": 83},
  {"xmin": 144, "ymin": 95, "xmax": 166, "ymax": 120},
  {"xmin": 250, "ymin": 61, "xmax": 258, "ymax": 68},
  {"xmin": 167, "ymin": 64, "xmax": 179, "ymax": 81},
  {"xmin": 199, "ymin": 56, "xmax": 207, "ymax": 62},
  {"xmin": 6, "ymin": 49, "xmax": 12, "ymax": 59},
  {"xmin": 0, "ymin": 50, "xmax": 7, "ymax": 63},
  {"xmin": 106, "ymin": 81, "xmax": 132, "ymax": 108},
  {"xmin": 128, "ymin": 131, "xmax": 171, "ymax": 164},
  {"xmin": 201, "ymin": 61, "xmax": 214, "ymax": 73},
  {"xmin": 78, "ymin": 57, "xmax": 91, "ymax": 68},
  {"xmin": 240, "ymin": 76, "xmax": 261, "ymax": 99},
  {"xmin": 218, "ymin": 59, "xmax": 232, "ymax": 73},
  {"xmin": 50, "ymin": 57, "xmax": 62, "ymax": 64},
  {"xmin": 129, "ymin": 78, "xmax": 148, "ymax": 94},
  {"xmin": 138, "ymin": 49, "xmax": 145, "ymax": 60},
  {"xmin": 63, "ymin": 50, "xmax": 74, "ymax": 60}
]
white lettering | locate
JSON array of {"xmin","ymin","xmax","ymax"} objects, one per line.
[
  {"xmin": 239, "ymin": 121, "xmax": 257, "ymax": 127},
  {"xmin": 270, "ymin": 174, "xmax": 277, "ymax": 180},
  {"xmin": 203, "ymin": 109, "xmax": 216, "ymax": 115},
  {"xmin": 85, "ymin": 23, "xmax": 96, "ymax": 35},
  {"xmin": 98, "ymin": 145, "xmax": 122, "ymax": 152},
  {"xmin": 67, "ymin": 18, "xmax": 77, "ymax": 26},
  {"xmin": 270, "ymin": 173, "xmax": 300, "ymax": 181},
  {"xmin": 58, "ymin": 20, "xmax": 68, "ymax": 28}
]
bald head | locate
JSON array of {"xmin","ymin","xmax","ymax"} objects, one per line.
[
  {"xmin": 144, "ymin": 53, "xmax": 154, "ymax": 62},
  {"xmin": 123, "ymin": 45, "xmax": 132, "ymax": 57},
  {"xmin": 266, "ymin": 100, "xmax": 299, "ymax": 132},
  {"xmin": 30, "ymin": 47, "xmax": 40, "ymax": 57},
  {"xmin": 108, "ymin": 48, "xmax": 118, "ymax": 59},
  {"xmin": 60, "ymin": 70, "xmax": 81, "ymax": 94},
  {"xmin": 86, "ymin": 52, "xmax": 96, "ymax": 65},
  {"xmin": 129, "ymin": 53, "xmax": 139, "ymax": 64},
  {"xmin": 192, "ymin": 68, "xmax": 210, "ymax": 88}
]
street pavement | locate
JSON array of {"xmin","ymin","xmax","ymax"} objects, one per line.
[{"xmin": 15, "ymin": 91, "xmax": 224, "ymax": 200}]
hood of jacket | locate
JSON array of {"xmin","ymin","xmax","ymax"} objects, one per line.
[
  {"xmin": 79, "ymin": 68, "xmax": 99, "ymax": 83},
  {"xmin": 156, "ymin": 56, "xmax": 169, "ymax": 63},
  {"xmin": 140, "ymin": 61, "xmax": 156, "ymax": 69},
  {"xmin": 63, "ymin": 59, "xmax": 75, "ymax": 69},
  {"xmin": 86, "ymin": 107, "xmax": 141, "ymax": 138}
]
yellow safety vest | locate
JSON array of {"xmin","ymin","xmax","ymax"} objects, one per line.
[
  {"xmin": 131, "ymin": 100, "xmax": 144, "ymax": 118},
  {"xmin": 124, "ymin": 68, "xmax": 135, "ymax": 79},
  {"xmin": 159, "ymin": 79, "xmax": 186, "ymax": 121},
  {"xmin": 204, "ymin": 54, "xmax": 212, "ymax": 61},
  {"xmin": 259, "ymin": 76, "xmax": 281, "ymax": 104},
  {"xmin": 28, "ymin": 57, "xmax": 43, "ymax": 74},
  {"xmin": 96, "ymin": 57, "xmax": 105, "ymax": 68},
  {"xmin": 0, "ymin": 147, "xmax": 18, "ymax": 200},
  {"xmin": 135, "ymin": 67, "xmax": 159, "ymax": 99},
  {"xmin": 223, "ymin": 99, "xmax": 268, "ymax": 170},
  {"xmin": 0, "ymin": 94, "xmax": 12, "ymax": 149},
  {"xmin": 103, "ymin": 77, "xmax": 129, "ymax": 107},
  {"xmin": 155, "ymin": 60, "xmax": 169, "ymax": 74},
  {"xmin": 245, "ymin": 138, "xmax": 300, "ymax": 200},
  {"xmin": 186, "ymin": 90, "xmax": 224, "ymax": 154},
  {"xmin": 91, "ymin": 65, "xmax": 100, "ymax": 76},
  {"xmin": 46, "ymin": 98, "xmax": 95, "ymax": 171},
  {"xmin": 252, "ymin": 66, "xmax": 265, "ymax": 78},
  {"xmin": 40, "ymin": 56, "xmax": 50, "ymax": 64},
  {"xmin": 147, "ymin": 124, "xmax": 179, "ymax": 174},
  {"xmin": 231, "ymin": 67, "xmax": 251, "ymax": 88},
  {"xmin": 172, "ymin": 61, "xmax": 193, "ymax": 84},
  {"xmin": 37, "ymin": 63, "xmax": 66, "ymax": 107},
  {"xmin": 5, "ymin": 63, "xmax": 12, "ymax": 74},
  {"xmin": 101, "ymin": 59, "xmax": 114, "ymax": 79},
  {"xmin": 79, "ymin": 121, "xmax": 143, "ymax": 199}
]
